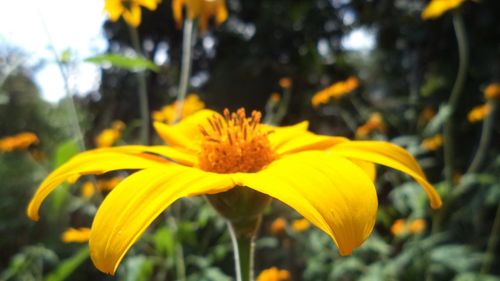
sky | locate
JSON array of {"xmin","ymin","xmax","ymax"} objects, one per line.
[{"xmin": 0, "ymin": 0, "xmax": 107, "ymax": 102}]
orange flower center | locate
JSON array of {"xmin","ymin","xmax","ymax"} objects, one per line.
[{"xmin": 198, "ymin": 108, "xmax": 274, "ymax": 173}]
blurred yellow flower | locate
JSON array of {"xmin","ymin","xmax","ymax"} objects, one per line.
[
  {"xmin": 95, "ymin": 121, "xmax": 126, "ymax": 148},
  {"xmin": 390, "ymin": 219, "xmax": 407, "ymax": 236},
  {"xmin": 256, "ymin": 267, "xmax": 290, "ymax": 281},
  {"xmin": 356, "ymin": 113, "xmax": 386, "ymax": 138},
  {"xmin": 270, "ymin": 93, "xmax": 281, "ymax": 104},
  {"xmin": 467, "ymin": 104, "xmax": 491, "ymax": 123},
  {"xmin": 81, "ymin": 181, "xmax": 96, "ymax": 199},
  {"xmin": 152, "ymin": 94, "xmax": 205, "ymax": 124},
  {"xmin": 484, "ymin": 83, "xmax": 500, "ymax": 100},
  {"xmin": 0, "ymin": 132, "xmax": 39, "ymax": 152},
  {"xmin": 104, "ymin": 0, "xmax": 161, "ymax": 27},
  {"xmin": 391, "ymin": 219, "xmax": 427, "ymax": 236},
  {"xmin": 421, "ymin": 0, "xmax": 466, "ymax": 20},
  {"xmin": 172, "ymin": 0, "xmax": 228, "ymax": 31},
  {"xmin": 62, "ymin": 227, "xmax": 91, "ymax": 243},
  {"xmin": 279, "ymin": 77, "xmax": 292, "ymax": 90},
  {"xmin": 421, "ymin": 134, "xmax": 443, "ymax": 151},
  {"xmin": 408, "ymin": 219, "xmax": 427, "ymax": 234},
  {"xmin": 80, "ymin": 177, "xmax": 124, "ymax": 199},
  {"xmin": 291, "ymin": 218, "xmax": 310, "ymax": 232},
  {"xmin": 270, "ymin": 217, "xmax": 287, "ymax": 235},
  {"xmin": 311, "ymin": 76, "xmax": 359, "ymax": 107},
  {"xmin": 28, "ymin": 108, "xmax": 441, "ymax": 274}
]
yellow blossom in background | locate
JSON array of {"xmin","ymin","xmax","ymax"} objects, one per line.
[
  {"xmin": 408, "ymin": 219, "xmax": 427, "ymax": 234},
  {"xmin": 421, "ymin": 134, "xmax": 443, "ymax": 151},
  {"xmin": 62, "ymin": 227, "xmax": 91, "ymax": 243},
  {"xmin": 270, "ymin": 217, "xmax": 287, "ymax": 235},
  {"xmin": 104, "ymin": 0, "xmax": 161, "ymax": 27},
  {"xmin": 420, "ymin": 106, "xmax": 436, "ymax": 123},
  {"xmin": 467, "ymin": 104, "xmax": 491, "ymax": 123},
  {"xmin": 270, "ymin": 93, "xmax": 281, "ymax": 104},
  {"xmin": 152, "ymin": 94, "xmax": 205, "ymax": 124},
  {"xmin": 0, "ymin": 132, "xmax": 39, "ymax": 152},
  {"xmin": 95, "ymin": 121, "xmax": 126, "ymax": 148},
  {"xmin": 80, "ymin": 178, "xmax": 124, "ymax": 199},
  {"xmin": 27, "ymin": 108, "xmax": 441, "ymax": 274},
  {"xmin": 279, "ymin": 77, "xmax": 292, "ymax": 89},
  {"xmin": 256, "ymin": 267, "xmax": 290, "ymax": 281},
  {"xmin": 390, "ymin": 219, "xmax": 407, "ymax": 236},
  {"xmin": 421, "ymin": 0, "xmax": 466, "ymax": 20},
  {"xmin": 356, "ymin": 112, "xmax": 386, "ymax": 138},
  {"xmin": 311, "ymin": 76, "xmax": 359, "ymax": 107},
  {"xmin": 484, "ymin": 83, "xmax": 500, "ymax": 100},
  {"xmin": 81, "ymin": 181, "xmax": 96, "ymax": 199},
  {"xmin": 172, "ymin": 0, "xmax": 228, "ymax": 31},
  {"xmin": 291, "ymin": 218, "xmax": 310, "ymax": 232}
]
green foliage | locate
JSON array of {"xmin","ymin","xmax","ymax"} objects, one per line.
[{"xmin": 85, "ymin": 54, "xmax": 160, "ymax": 72}]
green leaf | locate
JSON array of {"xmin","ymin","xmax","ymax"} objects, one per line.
[
  {"xmin": 121, "ymin": 256, "xmax": 154, "ymax": 281},
  {"xmin": 422, "ymin": 104, "xmax": 450, "ymax": 137},
  {"xmin": 45, "ymin": 247, "xmax": 89, "ymax": 281},
  {"xmin": 85, "ymin": 54, "xmax": 160, "ymax": 72},
  {"xmin": 54, "ymin": 140, "xmax": 80, "ymax": 167},
  {"xmin": 153, "ymin": 226, "xmax": 176, "ymax": 257}
]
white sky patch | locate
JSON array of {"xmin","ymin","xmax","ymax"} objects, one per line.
[
  {"xmin": 341, "ymin": 28, "xmax": 376, "ymax": 52},
  {"xmin": 0, "ymin": 0, "xmax": 107, "ymax": 103}
]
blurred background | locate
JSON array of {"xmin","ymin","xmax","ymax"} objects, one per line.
[{"xmin": 1, "ymin": 0, "xmax": 499, "ymax": 280}]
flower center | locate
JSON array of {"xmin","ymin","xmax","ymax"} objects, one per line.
[{"xmin": 198, "ymin": 108, "xmax": 274, "ymax": 173}]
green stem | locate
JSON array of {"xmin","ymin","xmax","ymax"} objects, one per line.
[
  {"xmin": 270, "ymin": 87, "xmax": 292, "ymax": 125},
  {"xmin": 228, "ymin": 218, "xmax": 260, "ymax": 281},
  {"xmin": 443, "ymin": 11, "xmax": 469, "ymax": 185},
  {"xmin": 174, "ymin": 19, "xmax": 196, "ymax": 123},
  {"xmin": 128, "ymin": 26, "xmax": 150, "ymax": 144},
  {"xmin": 466, "ymin": 102, "xmax": 496, "ymax": 174},
  {"xmin": 480, "ymin": 202, "xmax": 500, "ymax": 275}
]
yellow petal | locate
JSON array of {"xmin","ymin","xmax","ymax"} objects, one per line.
[
  {"xmin": 153, "ymin": 109, "xmax": 219, "ymax": 150},
  {"xmin": 138, "ymin": 0, "xmax": 160, "ymax": 10},
  {"xmin": 89, "ymin": 165, "xmax": 234, "ymax": 274},
  {"xmin": 421, "ymin": 0, "xmax": 465, "ymax": 20},
  {"xmin": 274, "ymin": 132, "xmax": 348, "ymax": 156},
  {"xmin": 104, "ymin": 0, "xmax": 124, "ymax": 21},
  {"xmin": 172, "ymin": 0, "xmax": 185, "ymax": 27},
  {"xmin": 233, "ymin": 151, "xmax": 378, "ymax": 255},
  {"xmin": 111, "ymin": 145, "xmax": 197, "ymax": 166},
  {"xmin": 27, "ymin": 148, "xmax": 170, "ymax": 221},
  {"xmin": 330, "ymin": 141, "xmax": 442, "ymax": 209},
  {"xmin": 351, "ymin": 159, "xmax": 377, "ymax": 182},
  {"xmin": 62, "ymin": 227, "xmax": 91, "ymax": 243},
  {"xmin": 123, "ymin": 4, "xmax": 142, "ymax": 27}
]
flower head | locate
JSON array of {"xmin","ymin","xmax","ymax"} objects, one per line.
[
  {"xmin": 279, "ymin": 77, "xmax": 292, "ymax": 90},
  {"xmin": 484, "ymin": 83, "xmax": 500, "ymax": 100},
  {"xmin": 104, "ymin": 0, "xmax": 161, "ymax": 27},
  {"xmin": 152, "ymin": 94, "xmax": 205, "ymax": 124},
  {"xmin": 421, "ymin": 0, "xmax": 466, "ymax": 20},
  {"xmin": 356, "ymin": 112, "xmax": 386, "ymax": 138},
  {"xmin": 421, "ymin": 134, "xmax": 443, "ymax": 151},
  {"xmin": 95, "ymin": 121, "xmax": 125, "ymax": 148},
  {"xmin": 391, "ymin": 219, "xmax": 427, "ymax": 236},
  {"xmin": 467, "ymin": 104, "xmax": 491, "ymax": 123},
  {"xmin": 0, "ymin": 132, "xmax": 38, "ymax": 152},
  {"xmin": 270, "ymin": 217, "xmax": 287, "ymax": 235},
  {"xmin": 172, "ymin": 0, "xmax": 228, "ymax": 31},
  {"xmin": 311, "ymin": 76, "xmax": 359, "ymax": 107},
  {"xmin": 256, "ymin": 267, "xmax": 290, "ymax": 281},
  {"xmin": 291, "ymin": 218, "xmax": 310, "ymax": 232},
  {"xmin": 62, "ymin": 227, "xmax": 91, "ymax": 243},
  {"xmin": 27, "ymin": 108, "xmax": 441, "ymax": 274}
]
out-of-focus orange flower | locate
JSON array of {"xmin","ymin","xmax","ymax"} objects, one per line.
[
  {"xmin": 467, "ymin": 104, "xmax": 491, "ymax": 123},
  {"xmin": 81, "ymin": 181, "xmax": 96, "ymax": 199},
  {"xmin": 152, "ymin": 94, "xmax": 205, "ymax": 125},
  {"xmin": 172, "ymin": 0, "xmax": 228, "ymax": 31},
  {"xmin": 95, "ymin": 121, "xmax": 126, "ymax": 148},
  {"xmin": 421, "ymin": 0, "xmax": 466, "ymax": 20},
  {"xmin": 356, "ymin": 113, "xmax": 385, "ymax": 138},
  {"xmin": 270, "ymin": 217, "xmax": 287, "ymax": 235},
  {"xmin": 420, "ymin": 107, "xmax": 436, "ymax": 123},
  {"xmin": 390, "ymin": 219, "xmax": 407, "ymax": 236},
  {"xmin": 104, "ymin": 0, "xmax": 161, "ymax": 27},
  {"xmin": 484, "ymin": 83, "xmax": 500, "ymax": 100},
  {"xmin": 0, "ymin": 132, "xmax": 39, "ymax": 152},
  {"xmin": 421, "ymin": 134, "xmax": 443, "ymax": 151},
  {"xmin": 279, "ymin": 78, "xmax": 292, "ymax": 89},
  {"xmin": 62, "ymin": 227, "xmax": 91, "ymax": 243},
  {"xmin": 270, "ymin": 93, "xmax": 281, "ymax": 104},
  {"xmin": 291, "ymin": 218, "xmax": 310, "ymax": 232},
  {"xmin": 256, "ymin": 267, "xmax": 290, "ymax": 281},
  {"xmin": 80, "ymin": 177, "xmax": 124, "ymax": 199},
  {"xmin": 311, "ymin": 76, "xmax": 359, "ymax": 107},
  {"xmin": 408, "ymin": 219, "xmax": 427, "ymax": 234}
]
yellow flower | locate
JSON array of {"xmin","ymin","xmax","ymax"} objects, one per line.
[
  {"xmin": 467, "ymin": 104, "xmax": 491, "ymax": 123},
  {"xmin": 172, "ymin": 0, "xmax": 228, "ymax": 31},
  {"xmin": 62, "ymin": 227, "xmax": 91, "ymax": 243},
  {"xmin": 311, "ymin": 76, "xmax": 359, "ymax": 107},
  {"xmin": 80, "ymin": 177, "xmax": 123, "ymax": 198},
  {"xmin": 408, "ymin": 219, "xmax": 427, "ymax": 234},
  {"xmin": 152, "ymin": 94, "xmax": 205, "ymax": 124},
  {"xmin": 27, "ymin": 108, "xmax": 441, "ymax": 274},
  {"xmin": 421, "ymin": 134, "xmax": 443, "ymax": 151},
  {"xmin": 104, "ymin": 0, "xmax": 160, "ymax": 27},
  {"xmin": 390, "ymin": 219, "xmax": 407, "ymax": 236},
  {"xmin": 421, "ymin": 0, "xmax": 466, "ymax": 20},
  {"xmin": 95, "ymin": 121, "xmax": 126, "ymax": 148},
  {"xmin": 256, "ymin": 267, "xmax": 290, "ymax": 281},
  {"xmin": 420, "ymin": 106, "xmax": 436, "ymax": 123},
  {"xmin": 484, "ymin": 83, "xmax": 500, "ymax": 100},
  {"xmin": 81, "ymin": 181, "xmax": 96, "ymax": 199},
  {"xmin": 0, "ymin": 132, "xmax": 39, "ymax": 152},
  {"xmin": 279, "ymin": 78, "xmax": 292, "ymax": 90},
  {"xmin": 270, "ymin": 93, "xmax": 281, "ymax": 104},
  {"xmin": 355, "ymin": 113, "xmax": 386, "ymax": 138},
  {"xmin": 270, "ymin": 217, "xmax": 287, "ymax": 235},
  {"xmin": 291, "ymin": 218, "xmax": 310, "ymax": 233}
]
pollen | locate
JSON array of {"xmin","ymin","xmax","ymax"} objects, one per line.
[{"xmin": 198, "ymin": 108, "xmax": 274, "ymax": 173}]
